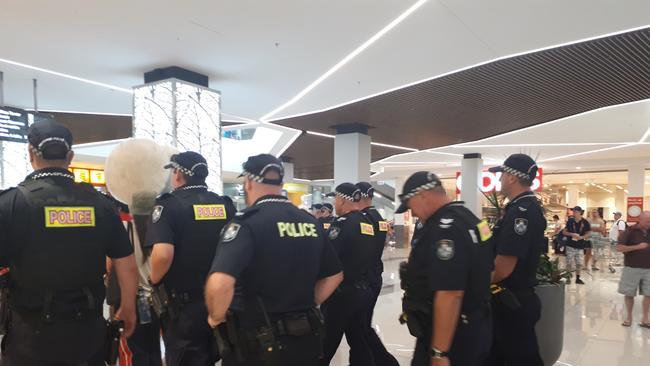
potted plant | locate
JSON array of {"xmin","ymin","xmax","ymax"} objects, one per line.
[{"xmin": 535, "ymin": 253, "xmax": 568, "ymax": 366}]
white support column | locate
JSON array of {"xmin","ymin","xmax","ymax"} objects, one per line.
[
  {"xmin": 628, "ymin": 165, "xmax": 645, "ymax": 197},
  {"xmin": 333, "ymin": 124, "xmax": 371, "ymax": 186},
  {"xmin": 460, "ymin": 153, "xmax": 483, "ymax": 217},
  {"xmin": 282, "ymin": 161, "xmax": 295, "ymax": 182},
  {"xmin": 566, "ymin": 185, "xmax": 580, "ymax": 207}
]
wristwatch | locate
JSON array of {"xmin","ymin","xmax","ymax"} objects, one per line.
[{"xmin": 431, "ymin": 347, "xmax": 449, "ymax": 359}]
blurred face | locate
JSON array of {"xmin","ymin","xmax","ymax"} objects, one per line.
[
  {"xmin": 614, "ymin": 213, "xmax": 622, "ymax": 220},
  {"xmin": 499, "ymin": 172, "xmax": 517, "ymax": 197},
  {"xmin": 406, "ymin": 189, "xmax": 446, "ymax": 222},
  {"xmin": 334, "ymin": 196, "xmax": 345, "ymax": 214},
  {"xmin": 573, "ymin": 210, "xmax": 583, "ymax": 220},
  {"xmin": 320, "ymin": 209, "xmax": 331, "ymax": 218},
  {"xmin": 243, "ymin": 177, "xmax": 254, "ymax": 206},
  {"xmin": 638, "ymin": 213, "xmax": 650, "ymax": 230},
  {"xmin": 313, "ymin": 208, "xmax": 322, "ymax": 218},
  {"xmin": 171, "ymin": 168, "xmax": 185, "ymax": 190}
]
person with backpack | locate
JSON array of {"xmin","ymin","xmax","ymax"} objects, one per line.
[{"xmin": 610, "ymin": 211, "xmax": 627, "ymax": 243}]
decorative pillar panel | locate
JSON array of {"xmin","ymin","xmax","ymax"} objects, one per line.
[
  {"xmin": 133, "ymin": 79, "xmax": 223, "ymax": 193},
  {"xmin": 461, "ymin": 153, "xmax": 483, "ymax": 217}
]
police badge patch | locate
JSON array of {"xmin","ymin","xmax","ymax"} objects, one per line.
[
  {"xmin": 152, "ymin": 205, "xmax": 164, "ymax": 223},
  {"xmin": 328, "ymin": 227, "xmax": 341, "ymax": 240},
  {"xmin": 436, "ymin": 239, "xmax": 455, "ymax": 260},
  {"xmin": 222, "ymin": 223, "xmax": 241, "ymax": 243},
  {"xmin": 514, "ymin": 218, "xmax": 528, "ymax": 235}
]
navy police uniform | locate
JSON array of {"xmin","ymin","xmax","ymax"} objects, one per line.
[
  {"xmin": 318, "ymin": 203, "xmax": 335, "ymax": 230},
  {"xmin": 0, "ymin": 121, "xmax": 133, "ymax": 366},
  {"xmin": 396, "ymin": 172, "xmax": 493, "ymax": 366},
  {"xmin": 321, "ymin": 183, "xmax": 378, "ymax": 366},
  {"xmin": 485, "ymin": 154, "xmax": 546, "ymax": 366},
  {"xmin": 144, "ymin": 152, "xmax": 236, "ymax": 366},
  {"xmin": 209, "ymin": 154, "xmax": 342, "ymax": 366},
  {"xmin": 354, "ymin": 182, "xmax": 399, "ymax": 366}
]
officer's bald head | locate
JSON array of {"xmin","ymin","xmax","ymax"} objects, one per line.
[{"xmin": 243, "ymin": 170, "xmax": 283, "ymax": 206}]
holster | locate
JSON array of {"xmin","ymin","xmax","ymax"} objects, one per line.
[
  {"xmin": 151, "ymin": 283, "xmax": 179, "ymax": 320},
  {"xmin": 213, "ymin": 311, "xmax": 245, "ymax": 362},
  {"xmin": 491, "ymin": 285, "xmax": 521, "ymax": 310},
  {"xmin": 105, "ymin": 319, "xmax": 124, "ymax": 365},
  {"xmin": 400, "ymin": 296, "xmax": 430, "ymax": 338}
]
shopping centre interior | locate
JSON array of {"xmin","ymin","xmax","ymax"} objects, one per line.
[{"xmin": 2, "ymin": 1, "xmax": 650, "ymax": 365}]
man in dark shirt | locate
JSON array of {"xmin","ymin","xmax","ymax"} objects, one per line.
[
  {"xmin": 563, "ymin": 206, "xmax": 591, "ymax": 285},
  {"xmin": 205, "ymin": 154, "xmax": 343, "ymax": 366},
  {"xmin": 485, "ymin": 154, "xmax": 546, "ymax": 366},
  {"xmin": 616, "ymin": 211, "xmax": 650, "ymax": 328}
]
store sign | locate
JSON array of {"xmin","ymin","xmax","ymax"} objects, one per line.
[
  {"xmin": 70, "ymin": 168, "xmax": 106, "ymax": 185},
  {"xmin": 456, "ymin": 169, "xmax": 543, "ymax": 193},
  {"xmin": 627, "ymin": 197, "xmax": 643, "ymax": 223},
  {"xmin": 0, "ymin": 107, "xmax": 29, "ymax": 143}
]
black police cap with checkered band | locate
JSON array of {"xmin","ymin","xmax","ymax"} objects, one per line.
[
  {"xmin": 238, "ymin": 154, "xmax": 284, "ymax": 186},
  {"xmin": 327, "ymin": 183, "xmax": 362, "ymax": 202},
  {"xmin": 164, "ymin": 151, "xmax": 209, "ymax": 179},
  {"xmin": 395, "ymin": 171, "xmax": 443, "ymax": 214},
  {"xmin": 27, "ymin": 121, "xmax": 73, "ymax": 160},
  {"xmin": 355, "ymin": 182, "xmax": 374, "ymax": 199},
  {"xmin": 488, "ymin": 153, "xmax": 538, "ymax": 183}
]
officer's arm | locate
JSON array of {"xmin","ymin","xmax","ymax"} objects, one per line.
[
  {"xmin": 432, "ymin": 290, "xmax": 464, "ymax": 355},
  {"xmin": 205, "ymin": 272, "xmax": 236, "ymax": 326},
  {"xmin": 315, "ymin": 272, "xmax": 343, "ymax": 305},
  {"xmin": 113, "ymin": 254, "xmax": 138, "ymax": 337},
  {"xmin": 492, "ymin": 255, "xmax": 518, "ymax": 284},
  {"xmin": 149, "ymin": 244, "xmax": 174, "ymax": 285}
]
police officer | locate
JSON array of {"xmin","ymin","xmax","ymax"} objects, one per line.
[
  {"xmin": 484, "ymin": 154, "xmax": 546, "ymax": 366},
  {"xmin": 396, "ymin": 172, "xmax": 493, "ymax": 366},
  {"xmin": 321, "ymin": 183, "xmax": 378, "ymax": 366},
  {"xmin": 205, "ymin": 154, "xmax": 343, "ymax": 366},
  {"xmin": 311, "ymin": 203, "xmax": 323, "ymax": 218},
  {"xmin": 318, "ymin": 203, "xmax": 335, "ymax": 230},
  {"xmin": 145, "ymin": 151, "xmax": 236, "ymax": 366},
  {"xmin": 0, "ymin": 121, "xmax": 138, "ymax": 365}
]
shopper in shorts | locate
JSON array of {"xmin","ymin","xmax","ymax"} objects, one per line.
[
  {"xmin": 563, "ymin": 206, "xmax": 591, "ymax": 284},
  {"xmin": 587, "ymin": 210, "xmax": 606, "ymax": 271},
  {"xmin": 616, "ymin": 211, "xmax": 650, "ymax": 328}
]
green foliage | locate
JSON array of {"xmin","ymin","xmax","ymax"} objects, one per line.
[{"xmin": 537, "ymin": 253, "xmax": 572, "ymax": 284}]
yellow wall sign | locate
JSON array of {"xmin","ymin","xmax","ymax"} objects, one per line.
[
  {"xmin": 90, "ymin": 170, "xmax": 105, "ymax": 185},
  {"xmin": 71, "ymin": 168, "xmax": 106, "ymax": 186},
  {"xmin": 45, "ymin": 207, "xmax": 96, "ymax": 228},
  {"xmin": 378, "ymin": 221, "xmax": 389, "ymax": 232},
  {"xmin": 193, "ymin": 205, "xmax": 227, "ymax": 220},
  {"xmin": 360, "ymin": 222, "xmax": 375, "ymax": 236},
  {"xmin": 72, "ymin": 168, "xmax": 90, "ymax": 184}
]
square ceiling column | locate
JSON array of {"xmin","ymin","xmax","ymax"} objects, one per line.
[
  {"xmin": 334, "ymin": 123, "xmax": 371, "ymax": 186},
  {"xmin": 132, "ymin": 68, "xmax": 223, "ymax": 192}
]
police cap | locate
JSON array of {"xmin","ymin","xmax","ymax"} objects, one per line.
[
  {"xmin": 311, "ymin": 203, "xmax": 323, "ymax": 210},
  {"xmin": 395, "ymin": 171, "xmax": 443, "ymax": 214},
  {"xmin": 321, "ymin": 203, "xmax": 334, "ymax": 212},
  {"xmin": 488, "ymin": 153, "xmax": 538, "ymax": 183},
  {"xmin": 27, "ymin": 120, "xmax": 73, "ymax": 160},
  {"xmin": 355, "ymin": 182, "xmax": 374, "ymax": 199},
  {"xmin": 164, "ymin": 151, "xmax": 209, "ymax": 179},
  {"xmin": 238, "ymin": 154, "xmax": 284, "ymax": 186},
  {"xmin": 326, "ymin": 183, "xmax": 362, "ymax": 202}
]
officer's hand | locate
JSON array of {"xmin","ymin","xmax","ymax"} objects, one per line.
[
  {"xmin": 431, "ymin": 357, "xmax": 450, "ymax": 366},
  {"xmin": 115, "ymin": 305, "xmax": 137, "ymax": 338}
]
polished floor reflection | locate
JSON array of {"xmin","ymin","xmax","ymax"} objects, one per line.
[{"xmin": 330, "ymin": 248, "xmax": 650, "ymax": 366}]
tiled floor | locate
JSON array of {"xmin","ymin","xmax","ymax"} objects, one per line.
[{"xmin": 329, "ymin": 248, "xmax": 650, "ymax": 366}]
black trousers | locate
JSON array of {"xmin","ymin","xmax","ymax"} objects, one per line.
[
  {"xmin": 123, "ymin": 305, "xmax": 163, "ymax": 366},
  {"xmin": 222, "ymin": 334, "xmax": 321, "ymax": 366},
  {"xmin": 321, "ymin": 284, "xmax": 375, "ymax": 366},
  {"xmin": 411, "ymin": 309, "xmax": 491, "ymax": 366},
  {"xmin": 483, "ymin": 291, "xmax": 543, "ymax": 366},
  {"xmin": 1, "ymin": 309, "xmax": 106, "ymax": 366},
  {"xmin": 160, "ymin": 302, "xmax": 218, "ymax": 366},
  {"xmin": 349, "ymin": 275, "xmax": 399, "ymax": 366}
]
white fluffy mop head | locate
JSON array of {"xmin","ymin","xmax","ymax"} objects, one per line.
[{"xmin": 105, "ymin": 138, "xmax": 178, "ymax": 206}]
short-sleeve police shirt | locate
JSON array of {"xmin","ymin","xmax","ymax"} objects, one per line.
[
  {"xmin": 494, "ymin": 192, "xmax": 547, "ymax": 290},
  {"xmin": 407, "ymin": 202, "xmax": 493, "ymax": 308},
  {"xmin": 326, "ymin": 210, "xmax": 377, "ymax": 285},
  {"xmin": 209, "ymin": 195, "xmax": 341, "ymax": 314},
  {"xmin": 144, "ymin": 185, "xmax": 237, "ymax": 291}
]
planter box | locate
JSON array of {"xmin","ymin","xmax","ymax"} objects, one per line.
[{"xmin": 535, "ymin": 283, "xmax": 566, "ymax": 366}]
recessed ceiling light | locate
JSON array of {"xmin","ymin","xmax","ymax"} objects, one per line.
[
  {"xmin": 616, "ymin": 185, "xmax": 624, "ymax": 190},
  {"xmin": 576, "ymin": 167, "xmax": 582, "ymax": 170},
  {"xmin": 569, "ymin": 181, "xmax": 574, "ymax": 183},
  {"xmin": 562, "ymin": 186, "xmax": 566, "ymax": 188}
]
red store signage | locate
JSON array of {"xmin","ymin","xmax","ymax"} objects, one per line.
[{"xmin": 456, "ymin": 168, "xmax": 543, "ymax": 194}]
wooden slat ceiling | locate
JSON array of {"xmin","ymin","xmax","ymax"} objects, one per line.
[{"xmin": 276, "ymin": 27, "xmax": 650, "ymax": 179}]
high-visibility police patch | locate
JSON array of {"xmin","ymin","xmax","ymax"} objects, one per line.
[
  {"xmin": 477, "ymin": 220, "xmax": 492, "ymax": 242},
  {"xmin": 323, "ymin": 223, "xmax": 331, "ymax": 230},
  {"xmin": 277, "ymin": 222, "xmax": 318, "ymax": 238},
  {"xmin": 44, "ymin": 207, "xmax": 96, "ymax": 228},
  {"xmin": 152, "ymin": 205, "xmax": 164, "ymax": 223},
  {"xmin": 328, "ymin": 227, "xmax": 340, "ymax": 240},
  {"xmin": 514, "ymin": 218, "xmax": 528, "ymax": 235},
  {"xmin": 193, "ymin": 204, "xmax": 227, "ymax": 221},
  {"xmin": 436, "ymin": 239, "xmax": 455, "ymax": 260},
  {"xmin": 360, "ymin": 223, "xmax": 375, "ymax": 236},
  {"xmin": 378, "ymin": 221, "xmax": 389, "ymax": 232},
  {"xmin": 222, "ymin": 223, "xmax": 241, "ymax": 243}
]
